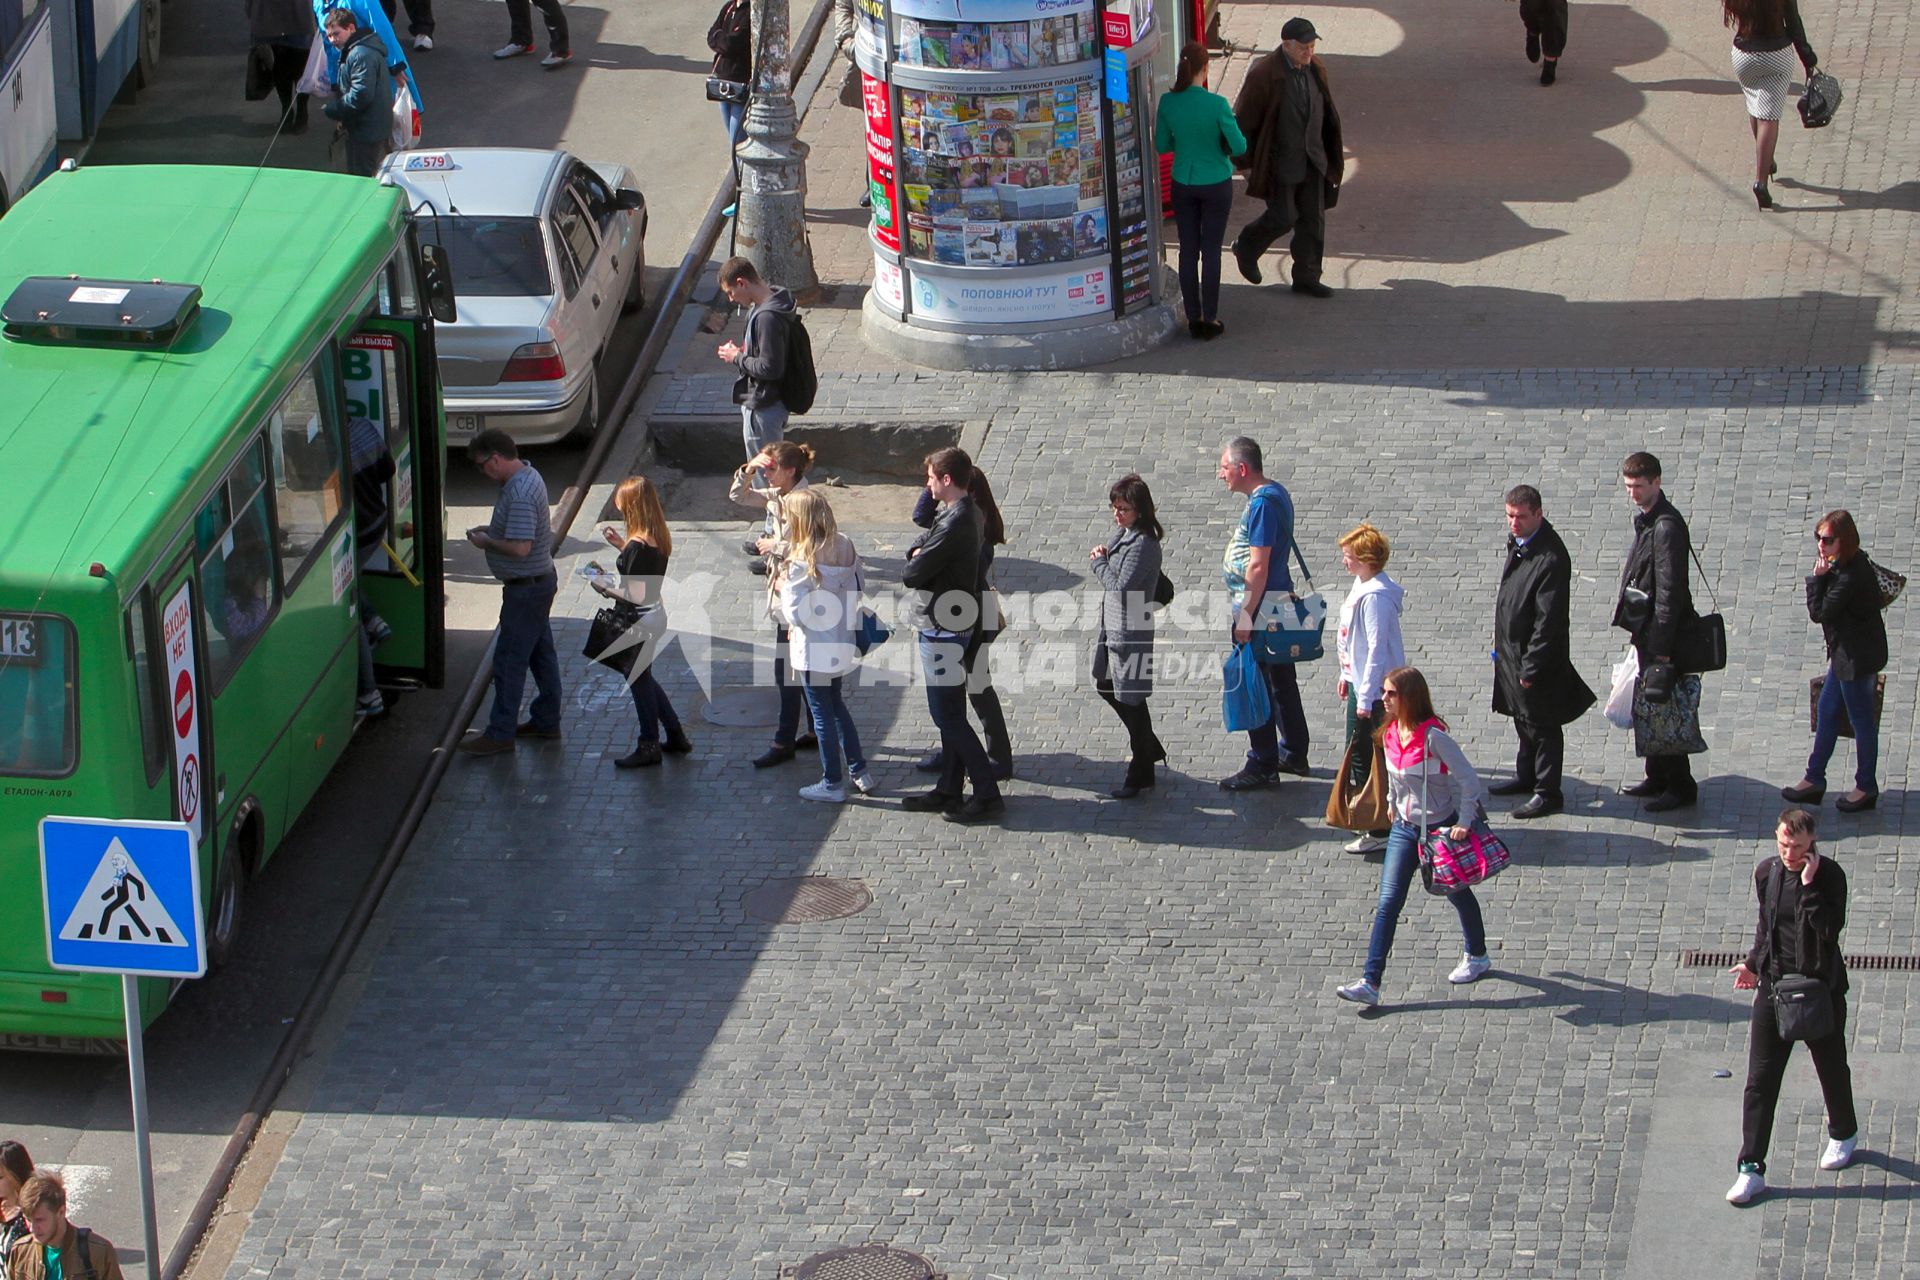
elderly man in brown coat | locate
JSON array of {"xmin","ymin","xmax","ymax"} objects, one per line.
[{"xmin": 1230, "ymin": 17, "xmax": 1345, "ymax": 297}]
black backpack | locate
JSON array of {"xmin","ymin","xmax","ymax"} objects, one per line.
[{"xmin": 778, "ymin": 311, "xmax": 818, "ymax": 415}]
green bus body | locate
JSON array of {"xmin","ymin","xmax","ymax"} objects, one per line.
[{"xmin": 0, "ymin": 165, "xmax": 446, "ymax": 1048}]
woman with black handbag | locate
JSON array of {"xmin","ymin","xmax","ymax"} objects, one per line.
[
  {"xmin": 1725, "ymin": 807, "xmax": 1857, "ymax": 1204},
  {"xmin": 1782, "ymin": 510, "xmax": 1887, "ymax": 813},
  {"xmin": 1090, "ymin": 474, "xmax": 1167, "ymax": 799},
  {"xmin": 593, "ymin": 476, "xmax": 691, "ymax": 769}
]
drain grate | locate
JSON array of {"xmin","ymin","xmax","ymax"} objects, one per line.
[
  {"xmin": 742, "ymin": 876, "xmax": 873, "ymax": 924},
  {"xmin": 1681, "ymin": 950, "xmax": 1920, "ymax": 971},
  {"xmin": 786, "ymin": 1245, "xmax": 940, "ymax": 1280}
]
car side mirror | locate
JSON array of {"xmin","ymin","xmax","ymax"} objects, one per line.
[
  {"xmin": 417, "ymin": 242, "xmax": 457, "ymax": 324},
  {"xmin": 615, "ymin": 188, "xmax": 644, "ymax": 212}
]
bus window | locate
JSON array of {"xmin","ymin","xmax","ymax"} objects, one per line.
[
  {"xmin": 202, "ymin": 492, "xmax": 279, "ymax": 690},
  {"xmin": 268, "ymin": 360, "xmax": 345, "ymax": 588},
  {"xmin": 125, "ymin": 593, "xmax": 165, "ymax": 783},
  {"xmin": 0, "ymin": 614, "xmax": 77, "ymax": 778}
]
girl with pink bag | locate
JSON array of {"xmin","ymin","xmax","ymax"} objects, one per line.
[{"xmin": 1336, "ymin": 667, "xmax": 1495, "ymax": 1007}]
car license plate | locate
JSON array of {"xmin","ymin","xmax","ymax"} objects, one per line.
[{"xmin": 447, "ymin": 414, "xmax": 479, "ymax": 438}]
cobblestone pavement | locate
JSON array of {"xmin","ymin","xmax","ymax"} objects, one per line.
[{"xmin": 218, "ymin": 0, "xmax": 1920, "ymax": 1272}]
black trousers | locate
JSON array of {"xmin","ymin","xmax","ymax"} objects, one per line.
[
  {"xmin": 1513, "ymin": 717, "xmax": 1565, "ymax": 802},
  {"xmin": 378, "ymin": 0, "xmax": 436, "ymax": 37},
  {"xmin": 1739, "ymin": 987, "xmax": 1857, "ymax": 1172},
  {"xmin": 1233, "ymin": 172, "xmax": 1326, "ymax": 286},
  {"xmin": 1519, "ymin": 0, "xmax": 1568, "ymax": 59},
  {"xmin": 1096, "ymin": 682, "xmax": 1161, "ymax": 784},
  {"xmin": 1170, "ymin": 178, "xmax": 1234, "ymax": 322},
  {"xmin": 507, "ymin": 0, "xmax": 569, "ymax": 52}
]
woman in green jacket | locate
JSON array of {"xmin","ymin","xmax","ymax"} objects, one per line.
[{"xmin": 1154, "ymin": 42, "xmax": 1247, "ymax": 339}]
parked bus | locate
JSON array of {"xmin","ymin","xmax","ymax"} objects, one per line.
[
  {"xmin": 0, "ymin": 0, "xmax": 58, "ymax": 213},
  {"xmin": 0, "ymin": 163, "xmax": 451, "ymax": 1049}
]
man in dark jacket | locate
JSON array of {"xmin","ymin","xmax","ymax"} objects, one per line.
[
  {"xmin": 321, "ymin": 8, "xmax": 394, "ymax": 177},
  {"xmin": 1612, "ymin": 451, "xmax": 1699, "ymax": 811},
  {"xmin": 1491, "ymin": 485, "xmax": 1595, "ymax": 819},
  {"xmin": 716, "ymin": 256, "xmax": 796, "ymax": 461},
  {"xmin": 901, "ymin": 447, "xmax": 1003, "ymax": 824},
  {"xmin": 1229, "ymin": 17, "xmax": 1344, "ymax": 298}
]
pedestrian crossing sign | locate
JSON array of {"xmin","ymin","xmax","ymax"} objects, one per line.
[{"xmin": 39, "ymin": 816, "xmax": 205, "ymax": 979}]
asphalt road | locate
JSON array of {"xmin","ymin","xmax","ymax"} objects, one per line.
[{"xmin": 0, "ymin": 0, "xmax": 732, "ymax": 1268}]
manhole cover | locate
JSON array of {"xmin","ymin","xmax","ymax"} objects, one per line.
[
  {"xmin": 788, "ymin": 1245, "xmax": 937, "ymax": 1280},
  {"xmin": 742, "ymin": 877, "xmax": 873, "ymax": 924}
]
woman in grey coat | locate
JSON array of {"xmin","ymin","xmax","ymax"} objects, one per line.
[{"xmin": 1091, "ymin": 474, "xmax": 1167, "ymax": 798}]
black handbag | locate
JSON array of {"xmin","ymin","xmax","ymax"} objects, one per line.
[
  {"xmin": 1772, "ymin": 974, "xmax": 1836, "ymax": 1041},
  {"xmin": 245, "ymin": 46, "xmax": 274, "ymax": 102},
  {"xmin": 1151, "ymin": 570, "xmax": 1175, "ymax": 609},
  {"xmin": 1798, "ymin": 69, "xmax": 1842, "ymax": 129},
  {"xmin": 1673, "ymin": 544, "xmax": 1726, "ymax": 674},
  {"xmin": 706, "ymin": 76, "xmax": 750, "ymax": 105},
  {"xmin": 583, "ymin": 602, "xmax": 646, "ymax": 675}
]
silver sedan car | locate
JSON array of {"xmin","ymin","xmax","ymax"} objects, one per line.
[{"xmin": 379, "ymin": 147, "xmax": 646, "ymax": 447}]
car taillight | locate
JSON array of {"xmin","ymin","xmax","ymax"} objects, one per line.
[{"xmin": 501, "ymin": 341, "xmax": 566, "ymax": 382}]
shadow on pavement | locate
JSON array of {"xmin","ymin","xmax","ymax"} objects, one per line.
[{"xmin": 1362, "ymin": 968, "xmax": 1749, "ymax": 1027}]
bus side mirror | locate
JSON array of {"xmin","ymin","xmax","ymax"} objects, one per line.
[{"xmin": 418, "ymin": 242, "xmax": 457, "ymax": 325}]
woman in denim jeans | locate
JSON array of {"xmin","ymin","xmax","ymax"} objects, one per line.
[
  {"xmin": 777, "ymin": 490, "xmax": 874, "ymax": 803},
  {"xmin": 1782, "ymin": 510, "xmax": 1887, "ymax": 814},
  {"xmin": 1337, "ymin": 667, "xmax": 1494, "ymax": 1006}
]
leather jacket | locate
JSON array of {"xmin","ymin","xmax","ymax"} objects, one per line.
[{"xmin": 1612, "ymin": 494, "xmax": 1695, "ymax": 658}]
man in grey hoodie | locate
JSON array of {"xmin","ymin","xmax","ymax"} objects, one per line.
[
  {"xmin": 715, "ymin": 256, "xmax": 796, "ymax": 461},
  {"xmin": 321, "ymin": 8, "xmax": 393, "ymax": 177}
]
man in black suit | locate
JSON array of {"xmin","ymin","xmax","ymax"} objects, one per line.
[
  {"xmin": 1491, "ymin": 485, "xmax": 1595, "ymax": 819},
  {"xmin": 1612, "ymin": 452, "xmax": 1700, "ymax": 812}
]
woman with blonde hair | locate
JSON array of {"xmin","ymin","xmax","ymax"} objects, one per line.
[
  {"xmin": 594, "ymin": 475, "xmax": 690, "ymax": 768},
  {"xmin": 1336, "ymin": 667, "xmax": 1494, "ymax": 1007},
  {"xmin": 775, "ymin": 489, "xmax": 873, "ymax": 802},
  {"xmin": 1333, "ymin": 523, "xmax": 1405, "ymax": 854}
]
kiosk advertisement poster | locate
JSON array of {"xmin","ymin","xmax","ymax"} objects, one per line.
[
  {"xmin": 911, "ymin": 262, "xmax": 1111, "ymax": 322},
  {"xmin": 863, "ymin": 72, "xmax": 903, "ymax": 252}
]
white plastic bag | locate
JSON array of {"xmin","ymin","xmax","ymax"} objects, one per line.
[
  {"xmin": 1603, "ymin": 647, "xmax": 1639, "ymax": 729},
  {"xmin": 390, "ymin": 83, "xmax": 423, "ymax": 151},
  {"xmin": 295, "ymin": 38, "xmax": 335, "ymax": 101}
]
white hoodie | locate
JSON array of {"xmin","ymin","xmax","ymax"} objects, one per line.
[
  {"xmin": 1337, "ymin": 571, "xmax": 1406, "ymax": 710},
  {"xmin": 779, "ymin": 534, "xmax": 864, "ymax": 675}
]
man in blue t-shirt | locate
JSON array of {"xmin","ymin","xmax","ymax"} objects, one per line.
[
  {"xmin": 1218, "ymin": 436, "xmax": 1312, "ymax": 787},
  {"xmin": 460, "ymin": 429, "xmax": 562, "ymax": 754}
]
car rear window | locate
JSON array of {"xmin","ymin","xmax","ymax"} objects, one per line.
[
  {"xmin": 0, "ymin": 614, "xmax": 76, "ymax": 777},
  {"xmin": 428, "ymin": 217, "xmax": 552, "ymax": 298}
]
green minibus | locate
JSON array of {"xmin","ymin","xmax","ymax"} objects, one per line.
[{"xmin": 0, "ymin": 163, "xmax": 449, "ymax": 1049}]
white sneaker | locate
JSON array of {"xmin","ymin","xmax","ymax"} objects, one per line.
[
  {"xmin": 412, "ymin": 33, "xmax": 433, "ymax": 50},
  {"xmin": 1820, "ymin": 1134, "xmax": 1858, "ymax": 1170},
  {"xmin": 1448, "ymin": 954, "xmax": 1492, "ymax": 984},
  {"xmin": 1343, "ymin": 833, "xmax": 1387, "ymax": 854},
  {"xmin": 1726, "ymin": 1164, "xmax": 1765, "ymax": 1204},
  {"xmin": 492, "ymin": 41, "xmax": 532, "ymax": 59},
  {"xmin": 799, "ymin": 780, "xmax": 849, "ymax": 803},
  {"xmin": 849, "ymin": 770, "xmax": 877, "ymax": 795},
  {"xmin": 1336, "ymin": 979, "xmax": 1379, "ymax": 1006},
  {"xmin": 540, "ymin": 50, "xmax": 572, "ymax": 68}
]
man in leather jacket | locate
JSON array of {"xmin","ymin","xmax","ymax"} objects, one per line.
[{"xmin": 1612, "ymin": 451, "xmax": 1699, "ymax": 811}]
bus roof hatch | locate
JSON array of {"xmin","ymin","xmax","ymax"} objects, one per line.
[{"xmin": 3, "ymin": 277, "xmax": 203, "ymax": 346}]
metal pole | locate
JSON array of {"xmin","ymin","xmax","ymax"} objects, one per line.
[
  {"xmin": 734, "ymin": 0, "xmax": 820, "ymax": 296},
  {"xmin": 122, "ymin": 975, "xmax": 162, "ymax": 1279}
]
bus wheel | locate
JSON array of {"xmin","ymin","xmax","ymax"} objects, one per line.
[
  {"xmin": 208, "ymin": 844, "xmax": 246, "ymax": 969},
  {"xmin": 136, "ymin": 0, "xmax": 162, "ymax": 88}
]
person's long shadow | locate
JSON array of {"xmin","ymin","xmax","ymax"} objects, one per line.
[
  {"xmin": 1763, "ymin": 1151, "xmax": 1920, "ymax": 1202},
  {"xmin": 1361, "ymin": 968, "xmax": 1749, "ymax": 1027},
  {"xmin": 1773, "ymin": 178, "xmax": 1920, "ymax": 214}
]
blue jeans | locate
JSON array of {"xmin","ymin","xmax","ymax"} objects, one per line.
[
  {"xmin": 1364, "ymin": 817, "xmax": 1487, "ymax": 988},
  {"xmin": 485, "ymin": 575, "xmax": 561, "ymax": 739},
  {"xmin": 720, "ymin": 100, "xmax": 746, "ymax": 147},
  {"xmin": 772, "ymin": 626, "xmax": 805, "ymax": 746},
  {"xmin": 801, "ymin": 675, "xmax": 866, "ymax": 784},
  {"xmin": 1806, "ymin": 667, "xmax": 1879, "ymax": 793},
  {"xmin": 920, "ymin": 633, "xmax": 999, "ymax": 799},
  {"xmin": 1247, "ymin": 658, "xmax": 1310, "ymax": 772}
]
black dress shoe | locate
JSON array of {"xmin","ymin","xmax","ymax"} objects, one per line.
[
  {"xmin": 902, "ymin": 790, "xmax": 963, "ymax": 813},
  {"xmin": 1275, "ymin": 757, "xmax": 1311, "ymax": 777},
  {"xmin": 1621, "ymin": 779, "xmax": 1664, "ymax": 798},
  {"xmin": 1291, "ymin": 280, "xmax": 1333, "ymax": 298},
  {"xmin": 516, "ymin": 721, "xmax": 562, "ymax": 739},
  {"xmin": 1232, "ymin": 241, "xmax": 1263, "ymax": 284},
  {"xmin": 1488, "ymin": 778, "xmax": 1534, "ymax": 797},
  {"xmin": 749, "ymin": 560, "xmax": 770, "ymax": 575},
  {"xmin": 1780, "ymin": 782, "xmax": 1825, "ymax": 803},
  {"xmin": 943, "ymin": 795, "xmax": 1006, "ymax": 824},
  {"xmin": 1188, "ymin": 320, "xmax": 1206, "ymax": 340},
  {"xmin": 1512, "ymin": 794, "xmax": 1562, "ymax": 820},
  {"xmin": 752, "ymin": 742, "xmax": 797, "ymax": 768},
  {"xmin": 1150, "ymin": 741, "xmax": 1169, "ymax": 764},
  {"xmin": 1835, "ymin": 791, "xmax": 1878, "ymax": 813},
  {"xmin": 794, "ymin": 734, "xmax": 818, "ymax": 751},
  {"xmin": 1644, "ymin": 792, "xmax": 1696, "ymax": 813},
  {"xmin": 1110, "ymin": 775, "xmax": 1155, "ymax": 799},
  {"xmin": 1200, "ymin": 319, "xmax": 1225, "ymax": 340},
  {"xmin": 1539, "ymin": 58, "xmax": 1556, "ymax": 86},
  {"xmin": 915, "ymin": 747, "xmax": 945, "ymax": 773}
]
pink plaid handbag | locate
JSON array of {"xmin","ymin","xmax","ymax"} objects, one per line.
[{"xmin": 1417, "ymin": 738, "xmax": 1512, "ymax": 896}]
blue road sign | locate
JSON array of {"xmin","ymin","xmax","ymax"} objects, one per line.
[{"xmin": 40, "ymin": 817, "xmax": 205, "ymax": 979}]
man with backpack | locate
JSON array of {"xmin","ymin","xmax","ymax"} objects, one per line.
[
  {"xmin": 716, "ymin": 255, "xmax": 815, "ymax": 461},
  {"xmin": 9, "ymin": 1172, "xmax": 125, "ymax": 1280}
]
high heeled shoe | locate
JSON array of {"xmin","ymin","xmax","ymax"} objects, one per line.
[
  {"xmin": 1753, "ymin": 181, "xmax": 1774, "ymax": 210},
  {"xmin": 1780, "ymin": 780, "xmax": 1825, "ymax": 803}
]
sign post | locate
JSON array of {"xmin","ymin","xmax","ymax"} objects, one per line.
[{"xmin": 40, "ymin": 816, "xmax": 206, "ymax": 1280}]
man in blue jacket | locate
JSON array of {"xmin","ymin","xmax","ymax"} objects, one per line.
[{"xmin": 321, "ymin": 8, "xmax": 394, "ymax": 176}]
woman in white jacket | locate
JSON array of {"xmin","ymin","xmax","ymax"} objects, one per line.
[
  {"xmin": 1333, "ymin": 523, "xmax": 1406, "ymax": 854},
  {"xmin": 777, "ymin": 490, "xmax": 874, "ymax": 802}
]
